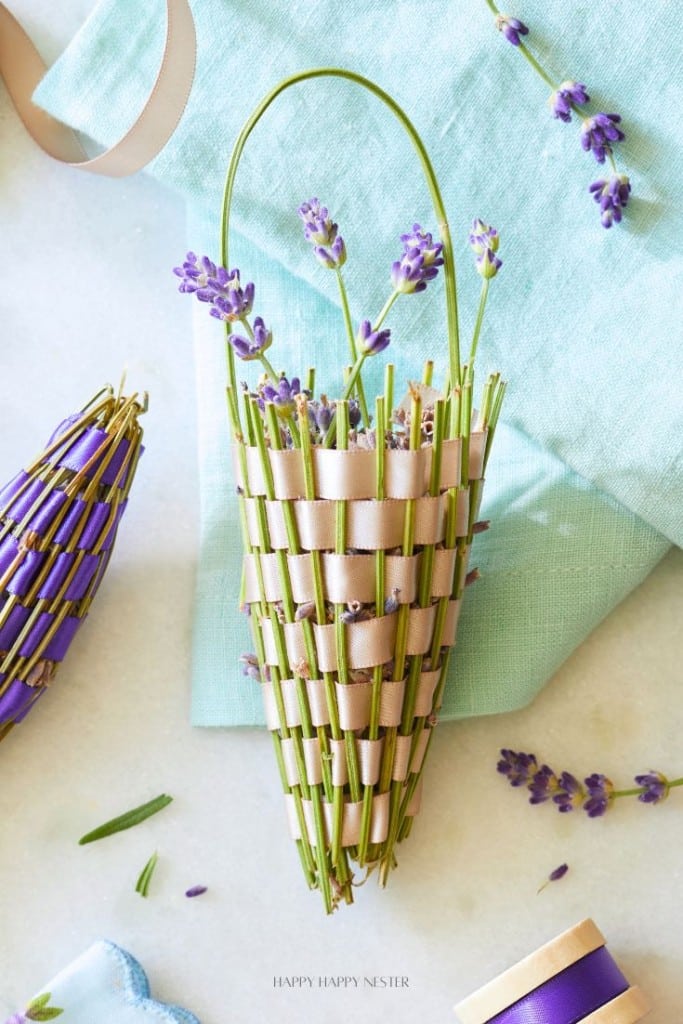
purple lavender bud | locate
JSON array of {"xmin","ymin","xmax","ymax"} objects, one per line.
[
  {"xmin": 476, "ymin": 248, "xmax": 503, "ymax": 279},
  {"xmin": 528, "ymin": 764, "xmax": 559, "ymax": 804},
  {"xmin": 589, "ymin": 173, "xmax": 631, "ymax": 228},
  {"xmin": 469, "ymin": 219, "xmax": 500, "ymax": 254},
  {"xmin": 258, "ymin": 374, "xmax": 302, "ymax": 418},
  {"xmin": 299, "ymin": 198, "xmax": 347, "ymax": 269},
  {"xmin": 314, "ymin": 234, "xmax": 347, "ymax": 270},
  {"xmin": 495, "ymin": 13, "xmax": 529, "ymax": 46},
  {"xmin": 553, "ymin": 772, "xmax": 585, "ymax": 812},
  {"xmin": 356, "ymin": 319, "xmax": 391, "ymax": 356},
  {"xmin": 399, "ymin": 224, "xmax": 444, "ymax": 267},
  {"xmin": 348, "ymin": 399, "xmax": 362, "ymax": 429},
  {"xmin": 383, "ymin": 588, "xmax": 401, "ymax": 614},
  {"xmin": 549, "ymin": 81, "xmax": 590, "ymax": 123},
  {"xmin": 185, "ymin": 885, "xmax": 208, "ymax": 898},
  {"xmin": 298, "ymin": 198, "xmax": 338, "ymax": 246},
  {"xmin": 583, "ymin": 773, "xmax": 614, "ymax": 817},
  {"xmin": 173, "ymin": 252, "xmax": 220, "ymax": 295},
  {"xmin": 497, "ymin": 749, "xmax": 538, "ymax": 787},
  {"xmin": 549, "ymin": 862, "xmax": 569, "ymax": 882},
  {"xmin": 580, "ymin": 113, "xmax": 625, "ymax": 164},
  {"xmin": 635, "ymin": 771, "xmax": 669, "ymax": 804},
  {"xmin": 210, "ymin": 276, "xmax": 256, "ymax": 323},
  {"xmin": 226, "ymin": 316, "xmax": 272, "ymax": 362}
]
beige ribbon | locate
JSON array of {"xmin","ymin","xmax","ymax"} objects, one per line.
[
  {"xmin": 0, "ymin": 0, "xmax": 195, "ymax": 176},
  {"xmin": 243, "ymin": 490, "xmax": 470, "ymax": 551},
  {"xmin": 234, "ymin": 433, "xmax": 487, "ymax": 502}
]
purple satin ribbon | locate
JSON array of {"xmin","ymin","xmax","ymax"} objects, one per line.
[{"xmin": 489, "ymin": 947, "xmax": 628, "ymax": 1024}]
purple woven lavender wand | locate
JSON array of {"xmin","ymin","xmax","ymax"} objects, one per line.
[{"xmin": 0, "ymin": 386, "xmax": 145, "ymax": 742}]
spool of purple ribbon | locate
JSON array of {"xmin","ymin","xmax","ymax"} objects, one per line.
[{"xmin": 455, "ymin": 919, "xmax": 651, "ymax": 1024}]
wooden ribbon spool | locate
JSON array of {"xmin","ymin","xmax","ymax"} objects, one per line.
[{"xmin": 454, "ymin": 920, "xmax": 650, "ymax": 1024}]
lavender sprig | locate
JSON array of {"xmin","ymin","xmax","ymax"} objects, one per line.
[
  {"xmin": 483, "ymin": 0, "xmax": 632, "ymax": 228},
  {"xmin": 498, "ymin": 749, "xmax": 682, "ymax": 818}
]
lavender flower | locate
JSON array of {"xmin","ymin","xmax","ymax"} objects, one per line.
[
  {"xmin": 497, "ymin": 749, "xmax": 538, "ymax": 787},
  {"xmin": 308, "ymin": 397, "xmax": 334, "ymax": 438},
  {"xmin": 552, "ymin": 772, "xmax": 585, "ymax": 813},
  {"xmin": 239, "ymin": 652, "xmax": 261, "ymax": 681},
  {"xmin": 399, "ymin": 225, "xmax": 444, "ymax": 268},
  {"xmin": 227, "ymin": 317, "xmax": 272, "ymax": 361},
  {"xmin": 391, "ymin": 223, "xmax": 445, "ymax": 294},
  {"xmin": 469, "ymin": 219, "xmax": 500, "ymax": 254},
  {"xmin": 528, "ymin": 764, "xmax": 559, "ymax": 804},
  {"xmin": 357, "ymin": 319, "xmax": 391, "ymax": 356},
  {"xmin": 469, "ymin": 219, "xmax": 503, "ymax": 278},
  {"xmin": 210, "ymin": 272, "xmax": 256, "ymax": 322},
  {"xmin": 495, "ymin": 13, "xmax": 529, "ymax": 46},
  {"xmin": 173, "ymin": 252, "xmax": 219, "ymax": 298},
  {"xmin": 635, "ymin": 771, "xmax": 669, "ymax": 805},
  {"xmin": 348, "ymin": 399, "xmax": 362, "ymax": 429},
  {"xmin": 258, "ymin": 375, "xmax": 302, "ymax": 417},
  {"xmin": 341, "ymin": 600, "xmax": 372, "ymax": 624},
  {"xmin": 580, "ymin": 112, "xmax": 625, "ymax": 163},
  {"xmin": 298, "ymin": 198, "xmax": 347, "ymax": 269},
  {"xmin": 550, "ymin": 81, "xmax": 590, "ymax": 123},
  {"xmin": 583, "ymin": 773, "xmax": 614, "ymax": 818},
  {"xmin": 589, "ymin": 174, "xmax": 631, "ymax": 228}
]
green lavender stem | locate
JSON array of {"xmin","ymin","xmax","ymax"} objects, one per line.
[
  {"xmin": 219, "ymin": 67, "xmax": 462, "ymax": 399},
  {"xmin": 336, "ymin": 269, "xmax": 370, "ymax": 428}
]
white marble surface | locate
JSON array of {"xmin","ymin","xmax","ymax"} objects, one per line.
[{"xmin": 0, "ymin": 4, "xmax": 682, "ymax": 1021}]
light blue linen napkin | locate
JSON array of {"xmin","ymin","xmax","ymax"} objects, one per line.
[
  {"xmin": 2, "ymin": 941, "xmax": 199, "ymax": 1024},
  {"xmin": 30, "ymin": 0, "xmax": 681, "ymax": 724}
]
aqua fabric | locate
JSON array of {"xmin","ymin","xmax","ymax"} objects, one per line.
[
  {"xmin": 3, "ymin": 941, "xmax": 200, "ymax": 1023},
  {"xmin": 32, "ymin": 0, "xmax": 680, "ymax": 724}
]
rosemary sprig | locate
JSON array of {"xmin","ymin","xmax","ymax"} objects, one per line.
[
  {"xmin": 135, "ymin": 851, "xmax": 159, "ymax": 898},
  {"xmin": 78, "ymin": 794, "xmax": 173, "ymax": 845}
]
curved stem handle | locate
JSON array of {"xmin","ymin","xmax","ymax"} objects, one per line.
[{"xmin": 219, "ymin": 67, "xmax": 461, "ymax": 403}]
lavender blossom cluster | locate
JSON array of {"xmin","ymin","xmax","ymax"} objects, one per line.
[
  {"xmin": 498, "ymin": 749, "xmax": 672, "ymax": 818},
  {"xmin": 494, "ymin": 11, "xmax": 631, "ymax": 228}
]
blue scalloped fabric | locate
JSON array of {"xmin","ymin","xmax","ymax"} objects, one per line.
[{"xmin": 15, "ymin": 941, "xmax": 200, "ymax": 1024}]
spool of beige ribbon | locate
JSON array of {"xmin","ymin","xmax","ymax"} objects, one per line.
[
  {"xmin": 455, "ymin": 920, "xmax": 651, "ymax": 1024},
  {"xmin": 0, "ymin": 0, "xmax": 195, "ymax": 175}
]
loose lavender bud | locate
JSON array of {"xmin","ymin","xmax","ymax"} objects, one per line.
[
  {"xmin": 549, "ymin": 80, "xmax": 590, "ymax": 123},
  {"xmin": 552, "ymin": 772, "xmax": 585, "ymax": 812},
  {"xmin": 356, "ymin": 319, "xmax": 391, "ymax": 356},
  {"xmin": 589, "ymin": 173, "xmax": 631, "ymax": 228},
  {"xmin": 495, "ymin": 13, "xmax": 529, "ymax": 46},
  {"xmin": 635, "ymin": 771, "xmax": 669, "ymax": 804},
  {"xmin": 497, "ymin": 749, "xmax": 538, "ymax": 787},
  {"xmin": 383, "ymin": 588, "xmax": 401, "ymax": 614},
  {"xmin": 538, "ymin": 862, "xmax": 569, "ymax": 893},
  {"xmin": 228, "ymin": 316, "xmax": 273, "ymax": 362},
  {"xmin": 583, "ymin": 773, "xmax": 614, "ymax": 817},
  {"xmin": 580, "ymin": 112, "xmax": 625, "ymax": 164},
  {"xmin": 185, "ymin": 885, "xmax": 208, "ymax": 898},
  {"xmin": 341, "ymin": 600, "xmax": 371, "ymax": 624}
]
